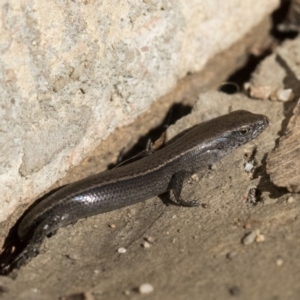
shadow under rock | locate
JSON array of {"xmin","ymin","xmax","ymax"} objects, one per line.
[
  {"xmin": 253, "ymin": 153, "xmax": 287, "ymax": 200},
  {"xmin": 0, "ymin": 186, "xmax": 66, "ymax": 276}
]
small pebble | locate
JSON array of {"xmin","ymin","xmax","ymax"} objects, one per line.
[
  {"xmin": 124, "ymin": 290, "xmax": 131, "ymax": 296},
  {"xmin": 287, "ymin": 196, "xmax": 294, "ymax": 204},
  {"xmin": 249, "ymin": 85, "xmax": 272, "ymax": 100},
  {"xmin": 276, "ymin": 258, "xmax": 284, "ymax": 266},
  {"xmin": 117, "ymin": 247, "xmax": 127, "ymax": 254},
  {"xmin": 209, "ymin": 164, "xmax": 217, "ymax": 170},
  {"xmin": 244, "ymin": 82, "xmax": 251, "ymax": 91},
  {"xmin": 139, "ymin": 283, "xmax": 154, "ymax": 294},
  {"xmin": 109, "ymin": 224, "xmax": 116, "ymax": 228},
  {"xmin": 244, "ymin": 162, "xmax": 254, "ymax": 172},
  {"xmin": 191, "ymin": 174, "xmax": 199, "ymax": 181},
  {"xmin": 242, "ymin": 230, "xmax": 259, "ymax": 245},
  {"xmin": 61, "ymin": 291, "xmax": 94, "ymax": 300},
  {"xmin": 172, "ymin": 215, "xmax": 177, "ymax": 219},
  {"xmin": 275, "ymin": 88, "xmax": 294, "ymax": 102},
  {"xmin": 66, "ymin": 254, "xmax": 80, "ymax": 261},
  {"xmin": 144, "ymin": 236, "xmax": 155, "ymax": 243},
  {"xmin": 142, "ymin": 242, "xmax": 151, "ymax": 248},
  {"xmin": 255, "ymin": 233, "xmax": 265, "ymax": 243},
  {"xmin": 226, "ymin": 251, "xmax": 238, "ymax": 260}
]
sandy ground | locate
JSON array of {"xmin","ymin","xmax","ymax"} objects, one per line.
[{"xmin": 1, "ymin": 91, "xmax": 300, "ymax": 300}]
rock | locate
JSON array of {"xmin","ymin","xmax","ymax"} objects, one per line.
[{"xmin": 267, "ymin": 98, "xmax": 300, "ymax": 192}]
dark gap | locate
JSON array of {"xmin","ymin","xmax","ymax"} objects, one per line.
[
  {"xmin": 108, "ymin": 103, "xmax": 193, "ymax": 168},
  {"xmin": 0, "ymin": 218, "xmax": 24, "ymax": 275},
  {"xmin": 219, "ymin": 53, "xmax": 272, "ymax": 94},
  {"xmin": 220, "ymin": 0, "xmax": 299, "ymax": 95},
  {"xmin": 254, "ymin": 153, "xmax": 288, "ymax": 199},
  {"xmin": 271, "ymin": 0, "xmax": 299, "ymax": 40},
  {"xmin": 0, "ymin": 185, "xmax": 67, "ymax": 276}
]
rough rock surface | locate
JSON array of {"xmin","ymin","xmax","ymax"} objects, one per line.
[
  {"xmin": 249, "ymin": 36, "xmax": 300, "ymax": 192},
  {"xmin": 267, "ymin": 98, "xmax": 300, "ymax": 192},
  {"xmin": 0, "ymin": 0, "xmax": 279, "ymax": 222}
]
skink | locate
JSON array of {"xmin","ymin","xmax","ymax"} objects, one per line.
[{"xmin": 1, "ymin": 110, "xmax": 269, "ymax": 274}]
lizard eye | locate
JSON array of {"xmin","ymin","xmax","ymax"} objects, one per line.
[{"xmin": 238, "ymin": 128, "xmax": 250, "ymax": 135}]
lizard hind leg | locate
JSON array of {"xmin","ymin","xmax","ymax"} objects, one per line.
[{"xmin": 170, "ymin": 171, "xmax": 199, "ymax": 207}]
